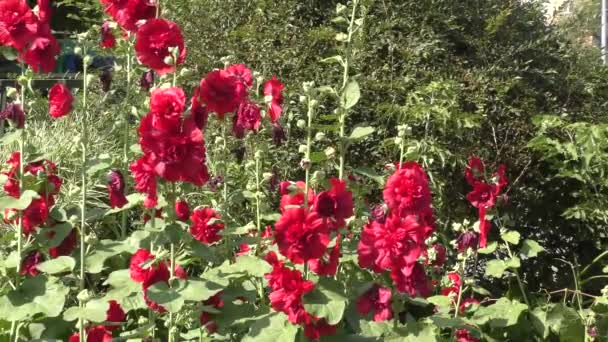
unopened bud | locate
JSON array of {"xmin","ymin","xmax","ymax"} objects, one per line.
[
  {"xmin": 77, "ymin": 289, "xmax": 91, "ymax": 303},
  {"xmin": 325, "ymin": 147, "xmax": 336, "ymax": 158},
  {"xmin": 315, "ymin": 132, "xmax": 326, "ymax": 141},
  {"xmin": 296, "ymin": 119, "xmax": 306, "ymax": 129},
  {"xmin": 74, "ymin": 47, "xmax": 83, "ymax": 55},
  {"xmin": 6, "ymin": 87, "xmax": 17, "ymax": 98},
  {"xmin": 298, "ymin": 145, "xmax": 307, "ymax": 154},
  {"xmin": 299, "ymin": 95, "xmax": 307, "ymax": 103},
  {"xmin": 300, "ymin": 159, "xmax": 311, "ymax": 170}
]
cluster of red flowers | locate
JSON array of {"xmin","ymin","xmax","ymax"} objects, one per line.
[
  {"xmin": 358, "ymin": 162, "xmax": 436, "ymax": 298},
  {"xmin": 464, "ymin": 157, "xmax": 507, "ymax": 248},
  {"xmin": 69, "ymin": 300, "xmax": 126, "ymax": 342},
  {"xmin": 0, "ymin": 0, "xmax": 60, "ymax": 73},
  {"xmin": 99, "ymin": 0, "xmax": 156, "ymax": 33}
]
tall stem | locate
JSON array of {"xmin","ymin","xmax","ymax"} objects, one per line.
[
  {"xmin": 303, "ymin": 98, "xmax": 314, "ymax": 209},
  {"xmin": 79, "ymin": 48, "xmax": 89, "ymax": 342},
  {"xmin": 222, "ymin": 121, "xmax": 228, "ymax": 207},
  {"xmin": 505, "ymin": 243, "xmax": 530, "ymax": 306},
  {"xmin": 453, "ymin": 255, "xmax": 468, "ymax": 318},
  {"xmin": 121, "ymin": 36, "xmax": 133, "ymax": 240}
]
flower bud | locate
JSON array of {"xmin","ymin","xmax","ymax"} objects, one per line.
[
  {"xmin": 6, "ymin": 87, "xmax": 17, "ymax": 99},
  {"xmin": 74, "ymin": 47, "xmax": 83, "ymax": 55},
  {"xmin": 83, "ymin": 55, "xmax": 92, "ymax": 65},
  {"xmin": 263, "ymin": 172, "xmax": 273, "ymax": 181},
  {"xmin": 394, "ymin": 137, "xmax": 402, "ymax": 145},
  {"xmin": 85, "ymin": 234, "xmax": 98, "ymax": 245},
  {"xmin": 163, "ymin": 56, "xmax": 174, "ymax": 66},
  {"xmin": 175, "ymin": 200, "xmax": 190, "ymax": 222},
  {"xmin": 315, "ymin": 132, "xmax": 326, "ymax": 141},
  {"xmin": 298, "ymin": 145, "xmax": 307, "ymax": 154},
  {"xmin": 299, "ymin": 95, "xmax": 307, "ymax": 103},
  {"xmin": 77, "ymin": 289, "xmax": 91, "ymax": 303},
  {"xmin": 324, "ymin": 146, "xmax": 336, "ymax": 158},
  {"xmin": 296, "ymin": 119, "xmax": 306, "ymax": 129},
  {"xmin": 300, "ymin": 159, "xmax": 311, "ymax": 170}
]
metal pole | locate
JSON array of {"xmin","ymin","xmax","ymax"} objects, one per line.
[{"xmin": 602, "ymin": 0, "xmax": 607, "ymax": 64}]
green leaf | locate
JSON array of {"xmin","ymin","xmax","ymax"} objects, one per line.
[
  {"xmin": 485, "ymin": 259, "xmax": 508, "ymax": 278},
  {"xmin": 353, "ymin": 167, "xmax": 385, "ymax": 185},
  {"xmin": 105, "ymin": 193, "xmax": 145, "ymax": 214},
  {"xmin": 0, "ymin": 46, "xmax": 18, "ymax": 61},
  {"xmin": 42, "ymin": 223, "xmax": 73, "ymax": 248},
  {"xmin": 36, "ymin": 256, "xmax": 75, "ymax": 274},
  {"xmin": 500, "ymin": 230, "xmax": 521, "ymax": 245},
  {"xmin": 0, "ymin": 130, "xmax": 22, "ymax": 146},
  {"xmin": 85, "ymin": 240, "xmax": 129, "ymax": 274},
  {"xmin": 62, "ymin": 299, "xmax": 109, "ymax": 323},
  {"xmin": 388, "ymin": 322, "xmax": 440, "ymax": 342},
  {"xmin": 223, "ymin": 256, "xmax": 272, "ymax": 278},
  {"xmin": 427, "ymin": 295, "xmax": 452, "ymax": 314},
  {"xmin": 241, "ymin": 312, "xmax": 298, "ymax": 342},
  {"xmin": 0, "ymin": 190, "xmax": 39, "ymax": 210},
  {"xmin": 221, "ymin": 221, "xmax": 255, "ymax": 236},
  {"xmin": 471, "ymin": 298, "xmax": 527, "ymax": 328},
  {"xmin": 303, "ymin": 277, "xmax": 347, "ymax": 324},
  {"xmin": 0, "ymin": 276, "xmax": 69, "ymax": 321},
  {"xmin": 520, "ymin": 239, "xmax": 544, "ymax": 258},
  {"xmin": 532, "ymin": 304, "xmax": 585, "ymax": 341},
  {"xmin": 146, "ymin": 282, "xmax": 184, "ymax": 313},
  {"xmin": 348, "ymin": 126, "xmax": 375, "ymax": 141},
  {"xmin": 341, "ymin": 81, "xmax": 361, "ymax": 109},
  {"xmin": 478, "ymin": 241, "xmax": 498, "ymax": 254},
  {"xmin": 506, "ymin": 257, "xmax": 521, "ymax": 269},
  {"xmin": 359, "ymin": 319, "xmax": 393, "ymax": 337},
  {"xmin": 177, "ymin": 279, "xmax": 223, "ymax": 302}
]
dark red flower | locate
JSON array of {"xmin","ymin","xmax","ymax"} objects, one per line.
[
  {"xmin": 49, "ymin": 228, "xmax": 77, "ymax": 258},
  {"xmin": 129, "ymin": 248, "xmax": 155, "ymax": 283},
  {"xmin": 459, "ymin": 298, "xmax": 480, "ymax": 314},
  {"xmin": 465, "ymin": 157, "xmax": 485, "ymax": 186},
  {"xmin": 36, "ymin": 0, "xmax": 52, "ymax": 26},
  {"xmin": 100, "ymin": 0, "xmax": 156, "ymax": 33},
  {"xmin": 189, "ymin": 207, "xmax": 224, "ymax": 244},
  {"xmin": 390, "ymin": 262, "xmax": 432, "ymax": 297},
  {"xmin": 69, "ymin": 325, "xmax": 112, "ymax": 342},
  {"xmin": 199, "ymin": 69, "xmax": 247, "ymax": 119},
  {"xmin": 149, "ymin": 87, "xmax": 186, "ymax": 131},
  {"xmin": 99, "ymin": 69, "xmax": 113, "ymax": 92},
  {"xmin": 274, "ymin": 208, "xmax": 331, "ymax": 264},
  {"xmin": 174, "ymin": 264, "xmax": 188, "ymax": 280},
  {"xmin": 18, "ymin": 198, "xmax": 49, "ymax": 235},
  {"xmin": 478, "ymin": 207, "xmax": 492, "ymax": 248},
  {"xmin": 264, "ymin": 76, "xmax": 284, "ymax": 123},
  {"xmin": 232, "ymin": 100, "xmax": 261, "ymax": 139},
  {"xmin": 129, "ymin": 154, "xmax": 157, "ymax": 208},
  {"xmin": 48, "ymin": 83, "xmax": 73, "ymax": 118},
  {"xmin": 493, "ymin": 164, "xmax": 508, "ymax": 193},
  {"xmin": 383, "ymin": 162, "xmax": 432, "ymax": 217},
  {"xmin": 199, "ymin": 312, "xmax": 218, "ymax": 334},
  {"xmin": 20, "ymin": 251, "xmax": 43, "ymax": 276},
  {"xmin": 135, "ymin": 18, "xmax": 185, "ymax": 75},
  {"xmin": 20, "ymin": 34, "xmax": 60, "ymax": 73},
  {"xmin": 455, "ymin": 329, "xmax": 480, "ymax": 342},
  {"xmin": 0, "ymin": 102, "xmax": 25, "ymax": 128},
  {"xmin": 236, "ymin": 243, "xmax": 251, "ymax": 256},
  {"xmin": 190, "ymin": 87, "xmax": 208, "ymax": 130},
  {"xmin": 356, "ymin": 285, "xmax": 393, "ymax": 322},
  {"xmin": 279, "ymin": 181, "xmax": 315, "ymax": 212},
  {"xmin": 466, "ymin": 182, "xmax": 497, "ymax": 209},
  {"xmin": 175, "ymin": 199, "xmax": 189, "ymax": 221},
  {"xmin": 272, "ymin": 123, "xmax": 286, "ymax": 146},
  {"xmin": 426, "ymin": 244, "xmax": 446, "ymax": 267},
  {"xmin": 313, "ymin": 178, "xmax": 353, "ymax": 228},
  {"xmin": 308, "ymin": 237, "xmax": 340, "ymax": 276},
  {"xmin": 225, "ymin": 64, "xmax": 253, "ymax": 87},
  {"xmin": 100, "ymin": 21, "xmax": 116, "ymax": 49},
  {"xmin": 441, "ymin": 272, "xmax": 461, "ymax": 297},
  {"xmin": 106, "ymin": 300, "xmax": 126, "ymax": 330},
  {"xmin": 0, "ymin": 0, "xmax": 38, "ymax": 50},
  {"xmin": 457, "ymin": 231, "xmax": 479, "ymax": 252},
  {"xmin": 107, "ymin": 169, "xmax": 128, "ymax": 209},
  {"xmin": 303, "ymin": 319, "xmax": 337, "ymax": 340},
  {"xmin": 140, "ymin": 70, "xmax": 154, "ymax": 91}
]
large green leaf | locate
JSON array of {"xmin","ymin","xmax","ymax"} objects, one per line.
[
  {"xmin": 0, "ymin": 276, "xmax": 69, "ymax": 321},
  {"xmin": 485, "ymin": 259, "xmax": 508, "ymax": 278},
  {"xmin": 241, "ymin": 312, "xmax": 298, "ymax": 342},
  {"xmin": 520, "ymin": 239, "xmax": 544, "ymax": 258},
  {"xmin": 85, "ymin": 239, "xmax": 129, "ymax": 274},
  {"xmin": 0, "ymin": 190, "xmax": 39, "ymax": 210},
  {"xmin": 303, "ymin": 277, "xmax": 347, "ymax": 324},
  {"xmin": 500, "ymin": 230, "xmax": 521, "ymax": 245},
  {"xmin": 145, "ymin": 282, "xmax": 184, "ymax": 313},
  {"xmin": 341, "ymin": 80, "xmax": 360, "ymax": 109},
  {"xmin": 63, "ymin": 299, "xmax": 109, "ymax": 323},
  {"xmin": 386, "ymin": 322, "xmax": 440, "ymax": 342},
  {"xmin": 348, "ymin": 126, "xmax": 375, "ymax": 141},
  {"xmin": 36, "ymin": 256, "xmax": 75, "ymax": 274},
  {"xmin": 176, "ymin": 279, "xmax": 224, "ymax": 302},
  {"xmin": 472, "ymin": 298, "xmax": 527, "ymax": 328}
]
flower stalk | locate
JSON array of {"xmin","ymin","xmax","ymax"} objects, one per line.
[
  {"xmin": 121, "ymin": 36, "xmax": 133, "ymax": 240},
  {"xmin": 79, "ymin": 46, "xmax": 90, "ymax": 342}
]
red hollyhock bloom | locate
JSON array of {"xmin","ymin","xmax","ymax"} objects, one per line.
[
  {"xmin": 274, "ymin": 208, "xmax": 331, "ymax": 264},
  {"xmin": 15, "ymin": 198, "xmax": 49, "ymax": 235},
  {"xmin": 272, "ymin": 123, "xmax": 286, "ymax": 146},
  {"xmin": 129, "ymin": 154, "xmax": 157, "ymax": 208},
  {"xmin": 190, "ymin": 87, "xmax": 209, "ymax": 130},
  {"xmin": 225, "ymin": 64, "xmax": 253, "ymax": 87},
  {"xmin": 493, "ymin": 164, "xmax": 508, "ymax": 193},
  {"xmin": 48, "ymin": 83, "xmax": 73, "ymax": 118},
  {"xmin": 303, "ymin": 319, "xmax": 337, "ymax": 340},
  {"xmin": 441, "ymin": 272, "xmax": 461, "ymax": 297},
  {"xmin": 49, "ymin": 228, "xmax": 77, "ymax": 258},
  {"xmin": 20, "ymin": 34, "xmax": 61, "ymax": 73},
  {"xmin": 174, "ymin": 264, "xmax": 188, "ymax": 280},
  {"xmin": 129, "ymin": 248, "xmax": 155, "ymax": 283},
  {"xmin": 459, "ymin": 298, "xmax": 480, "ymax": 314},
  {"xmin": 279, "ymin": 181, "xmax": 315, "ymax": 212},
  {"xmin": 135, "ymin": 18, "xmax": 186, "ymax": 75},
  {"xmin": 455, "ymin": 329, "xmax": 480, "ymax": 342},
  {"xmin": 36, "ymin": 0, "xmax": 52, "ymax": 25},
  {"xmin": 189, "ymin": 207, "xmax": 224, "ymax": 244},
  {"xmin": 100, "ymin": 0, "xmax": 156, "ymax": 33},
  {"xmin": 357, "ymin": 285, "xmax": 393, "ymax": 322},
  {"xmin": 106, "ymin": 300, "xmax": 126, "ymax": 330},
  {"xmin": 232, "ymin": 100, "xmax": 261, "ymax": 139},
  {"xmin": 477, "ymin": 207, "xmax": 492, "ymax": 248},
  {"xmin": 0, "ymin": 103, "xmax": 25, "ymax": 128},
  {"xmin": 140, "ymin": 70, "xmax": 154, "ymax": 91},
  {"xmin": 107, "ymin": 169, "xmax": 128, "ymax": 209},
  {"xmin": 465, "ymin": 157, "xmax": 485, "ymax": 186},
  {"xmin": 100, "ymin": 21, "xmax": 116, "ymax": 49},
  {"xmin": 264, "ymin": 251, "xmax": 315, "ymax": 325},
  {"xmin": 466, "ymin": 182, "xmax": 497, "ymax": 209},
  {"xmin": 383, "ymin": 161, "xmax": 432, "ymax": 217},
  {"xmin": 199, "ymin": 292, "xmax": 224, "ymax": 334},
  {"xmin": 264, "ymin": 76, "xmax": 285, "ymax": 123},
  {"xmin": 236, "ymin": 243, "xmax": 251, "ymax": 256},
  {"xmin": 390, "ymin": 262, "xmax": 432, "ymax": 297},
  {"xmin": 199, "ymin": 69, "xmax": 247, "ymax": 118},
  {"xmin": 0, "ymin": 0, "xmax": 38, "ymax": 50},
  {"xmin": 358, "ymin": 214, "xmax": 425, "ymax": 274},
  {"xmin": 20, "ymin": 251, "xmax": 43, "ymax": 276},
  {"xmin": 313, "ymin": 178, "xmax": 353, "ymax": 228},
  {"xmin": 175, "ymin": 199, "xmax": 190, "ymax": 221},
  {"xmin": 149, "ymin": 87, "xmax": 186, "ymax": 131},
  {"xmin": 69, "ymin": 325, "xmax": 113, "ymax": 342},
  {"xmin": 426, "ymin": 243, "xmax": 447, "ymax": 267},
  {"xmin": 308, "ymin": 237, "xmax": 340, "ymax": 276}
]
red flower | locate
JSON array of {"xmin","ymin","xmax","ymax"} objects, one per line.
[
  {"xmin": 20, "ymin": 251, "xmax": 43, "ymax": 276},
  {"xmin": 129, "ymin": 248, "xmax": 155, "ymax": 283},
  {"xmin": 106, "ymin": 300, "xmax": 126, "ymax": 330},
  {"xmin": 313, "ymin": 178, "xmax": 353, "ymax": 228},
  {"xmin": 477, "ymin": 207, "xmax": 492, "ymax": 248},
  {"xmin": 493, "ymin": 164, "xmax": 508, "ymax": 193},
  {"xmin": 49, "ymin": 228, "xmax": 77, "ymax": 258},
  {"xmin": 232, "ymin": 100, "xmax": 261, "ymax": 139},
  {"xmin": 100, "ymin": 0, "xmax": 156, "ymax": 32},
  {"xmin": 149, "ymin": 87, "xmax": 186, "ymax": 131},
  {"xmin": 308, "ymin": 237, "xmax": 340, "ymax": 276},
  {"xmin": 129, "ymin": 154, "xmax": 157, "ymax": 208},
  {"xmin": 274, "ymin": 208, "xmax": 331, "ymax": 264},
  {"xmin": 199, "ymin": 69, "xmax": 247, "ymax": 118},
  {"xmin": 459, "ymin": 298, "xmax": 480, "ymax": 314},
  {"xmin": 107, "ymin": 169, "xmax": 128, "ymax": 209},
  {"xmin": 175, "ymin": 199, "xmax": 190, "ymax": 221},
  {"xmin": 48, "ymin": 83, "xmax": 73, "ymax": 118},
  {"xmin": 189, "ymin": 207, "xmax": 224, "ymax": 244},
  {"xmin": 426, "ymin": 244, "xmax": 447, "ymax": 267},
  {"xmin": 190, "ymin": 87, "xmax": 208, "ymax": 130},
  {"xmin": 465, "ymin": 157, "xmax": 485, "ymax": 186},
  {"xmin": 279, "ymin": 181, "xmax": 315, "ymax": 212},
  {"xmin": 225, "ymin": 64, "xmax": 253, "ymax": 87},
  {"xmin": 303, "ymin": 319, "xmax": 337, "ymax": 340},
  {"xmin": 36, "ymin": 0, "xmax": 52, "ymax": 25},
  {"xmin": 135, "ymin": 18, "xmax": 185, "ymax": 75},
  {"xmin": 441, "ymin": 272, "xmax": 461, "ymax": 297},
  {"xmin": 13, "ymin": 197, "xmax": 49, "ymax": 235},
  {"xmin": 69, "ymin": 325, "xmax": 112, "ymax": 342},
  {"xmin": 457, "ymin": 231, "xmax": 479, "ymax": 252},
  {"xmin": 264, "ymin": 252, "xmax": 315, "ymax": 324},
  {"xmin": 466, "ymin": 182, "xmax": 497, "ymax": 209},
  {"xmin": 390, "ymin": 262, "xmax": 432, "ymax": 297},
  {"xmin": 236, "ymin": 243, "xmax": 251, "ymax": 256},
  {"xmin": 0, "ymin": 0, "xmax": 38, "ymax": 50},
  {"xmin": 455, "ymin": 329, "xmax": 480, "ymax": 342},
  {"xmin": 264, "ymin": 76, "xmax": 285, "ymax": 123},
  {"xmin": 356, "ymin": 285, "xmax": 393, "ymax": 322},
  {"xmin": 100, "ymin": 21, "xmax": 116, "ymax": 49},
  {"xmin": 140, "ymin": 70, "xmax": 154, "ymax": 91},
  {"xmin": 199, "ymin": 292, "xmax": 224, "ymax": 333},
  {"xmin": 20, "ymin": 33, "xmax": 60, "ymax": 73},
  {"xmin": 358, "ymin": 214, "xmax": 425, "ymax": 274},
  {"xmin": 383, "ymin": 162, "xmax": 432, "ymax": 217},
  {"xmin": 174, "ymin": 264, "xmax": 188, "ymax": 280},
  {"xmin": 0, "ymin": 103, "xmax": 25, "ymax": 128}
]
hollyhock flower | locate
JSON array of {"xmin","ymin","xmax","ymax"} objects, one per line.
[
  {"xmin": 129, "ymin": 248, "xmax": 155, "ymax": 283},
  {"xmin": 356, "ymin": 285, "xmax": 393, "ymax": 322},
  {"xmin": 264, "ymin": 251, "xmax": 315, "ymax": 324},
  {"xmin": 493, "ymin": 164, "xmax": 508, "ymax": 193},
  {"xmin": 99, "ymin": 69, "xmax": 113, "ymax": 92},
  {"xmin": 199, "ymin": 291, "xmax": 224, "ymax": 333},
  {"xmin": 135, "ymin": 18, "xmax": 186, "ymax": 75},
  {"xmin": 232, "ymin": 100, "xmax": 261, "ymax": 139},
  {"xmin": 274, "ymin": 208, "xmax": 331, "ymax": 264},
  {"xmin": 477, "ymin": 207, "xmax": 492, "ymax": 248},
  {"xmin": 272, "ymin": 123, "xmax": 286, "ymax": 146},
  {"xmin": 0, "ymin": 103, "xmax": 25, "ymax": 128},
  {"xmin": 190, "ymin": 88, "xmax": 208, "ymax": 130},
  {"xmin": 426, "ymin": 244, "xmax": 446, "ymax": 267},
  {"xmin": 175, "ymin": 199, "xmax": 190, "ymax": 221},
  {"xmin": 129, "ymin": 154, "xmax": 157, "ymax": 208},
  {"xmin": 358, "ymin": 214, "xmax": 425, "ymax": 274},
  {"xmin": 441, "ymin": 272, "xmax": 461, "ymax": 297},
  {"xmin": 390, "ymin": 262, "xmax": 432, "ymax": 297},
  {"xmin": 140, "ymin": 70, "xmax": 154, "ymax": 91},
  {"xmin": 100, "ymin": 21, "xmax": 116, "ymax": 49},
  {"xmin": 174, "ymin": 264, "xmax": 188, "ymax": 280},
  {"xmin": 20, "ymin": 251, "xmax": 43, "ymax": 276},
  {"xmin": 279, "ymin": 181, "xmax": 315, "ymax": 212},
  {"xmin": 303, "ymin": 319, "xmax": 337, "ymax": 340},
  {"xmin": 48, "ymin": 83, "xmax": 73, "ymax": 118},
  {"xmin": 383, "ymin": 161, "xmax": 432, "ymax": 217},
  {"xmin": 264, "ymin": 76, "xmax": 285, "ymax": 123},
  {"xmin": 49, "ymin": 229, "xmax": 78, "ymax": 258},
  {"xmin": 466, "ymin": 182, "xmax": 497, "ymax": 209},
  {"xmin": 20, "ymin": 198, "xmax": 49, "ymax": 235},
  {"xmin": 69, "ymin": 325, "xmax": 112, "ymax": 342},
  {"xmin": 106, "ymin": 300, "xmax": 126, "ymax": 330},
  {"xmin": 457, "ymin": 231, "xmax": 479, "ymax": 252},
  {"xmin": 199, "ymin": 69, "xmax": 247, "ymax": 118},
  {"xmin": 459, "ymin": 298, "xmax": 480, "ymax": 314},
  {"xmin": 225, "ymin": 64, "xmax": 253, "ymax": 87},
  {"xmin": 20, "ymin": 34, "xmax": 61, "ymax": 73},
  {"xmin": 308, "ymin": 237, "xmax": 340, "ymax": 276},
  {"xmin": 455, "ymin": 329, "xmax": 480, "ymax": 342},
  {"xmin": 370, "ymin": 204, "xmax": 387, "ymax": 224},
  {"xmin": 190, "ymin": 208, "xmax": 224, "ymax": 244},
  {"xmin": 0, "ymin": 0, "xmax": 38, "ymax": 50},
  {"xmin": 237, "ymin": 243, "xmax": 251, "ymax": 256},
  {"xmin": 313, "ymin": 178, "xmax": 353, "ymax": 227},
  {"xmin": 465, "ymin": 157, "xmax": 485, "ymax": 186},
  {"xmin": 107, "ymin": 169, "xmax": 128, "ymax": 209},
  {"xmin": 100, "ymin": 0, "xmax": 156, "ymax": 33},
  {"xmin": 149, "ymin": 87, "xmax": 186, "ymax": 131}
]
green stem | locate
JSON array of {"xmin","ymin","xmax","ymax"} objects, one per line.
[
  {"xmin": 303, "ymin": 98, "xmax": 314, "ymax": 209},
  {"xmin": 168, "ymin": 242, "xmax": 175, "ymax": 342},
  {"xmin": 253, "ymin": 141, "xmax": 263, "ymax": 254},
  {"xmin": 505, "ymin": 243, "xmax": 530, "ymax": 306},
  {"xmin": 222, "ymin": 122, "xmax": 228, "ymax": 207},
  {"xmin": 79, "ymin": 48, "xmax": 89, "ymax": 342},
  {"xmin": 453, "ymin": 255, "xmax": 467, "ymax": 318},
  {"xmin": 121, "ymin": 37, "xmax": 133, "ymax": 240},
  {"xmin": 398, "ymin": 133, "xmax": 405, "ymax": 165},
  {"xmin": 580, "ymin": 250, "xmax": 608, "ymax": 277}
]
